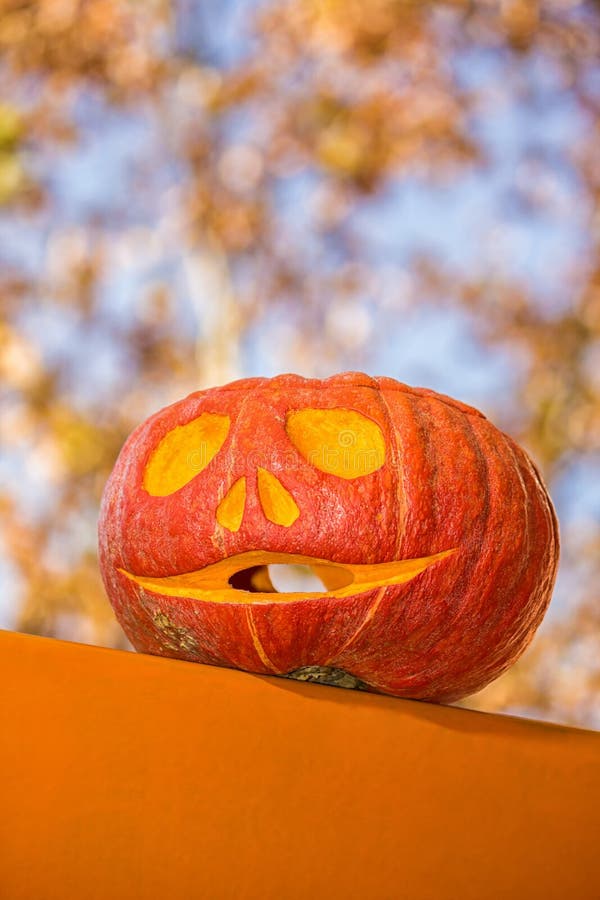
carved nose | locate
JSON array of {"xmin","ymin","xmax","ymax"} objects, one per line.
[
  {"xmin": 216, "ymin": 468, "xmax": 300, "ymax": 533},
  {"xmin": 256, "ymin": 467, "xmax": 299, "ymax": 527},
  {"xmin": 216, "ymin": 476, "xmax": 246, "ymax": 532}
]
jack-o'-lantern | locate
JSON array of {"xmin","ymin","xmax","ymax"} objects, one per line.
[{"xmin": 98, "ymin": 373, "xmax": 559, "ymax": 702}]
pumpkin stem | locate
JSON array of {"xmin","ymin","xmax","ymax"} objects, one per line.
[{"xmin": 285, "ymin": 665, "xmax": 369, "ymax": 691}]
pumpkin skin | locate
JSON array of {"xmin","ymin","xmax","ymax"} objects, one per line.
[{"xmin": 98, "ymin": 372, "xmax": 559, "ymax": 703}]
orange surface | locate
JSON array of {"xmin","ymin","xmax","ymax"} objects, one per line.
[{"xmin": 1, "ymin": 629, "xmax": 599, "ymax": 900}]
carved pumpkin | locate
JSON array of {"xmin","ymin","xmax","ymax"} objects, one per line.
[{"xmin": 98, "ymin": 373, "xmax": 559, "ymax": 702}]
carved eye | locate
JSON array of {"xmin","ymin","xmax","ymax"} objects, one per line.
[
  {"xmin": 143, "ymin": 413, "xmax": 230, "ymax": 496},
  {"xmin": 285, "ymin": 408, "xmax": 385, "ymax": 480}
]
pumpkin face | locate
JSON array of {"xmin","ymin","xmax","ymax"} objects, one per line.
[{"xmin": 98, "ymin": 372, "xmax": 559, "ymax": 702}]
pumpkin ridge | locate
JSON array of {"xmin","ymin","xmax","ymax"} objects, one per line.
[
  {"xmin": 245, "ymin": 606, "xmax": 280, "ymax": 674},
  {"xmin": 490, "ymin": 432, "xmax": 534, "ymax": 640},
  {"xmin": 520, "ymin": 450, "xmax": 561, "ymax": 559},
  {"xmin": 447, "ymin": 412, "xmax": 531, "ymax": 679},
  {"xmin": 408, "ymin": 394, "xmax": 441, "ymax": 550},
  {"xmin": 496, "ymin": 438, "xmax": 558, "ymax": 640},
  {"xmin": 396, "ymin": 401, "xmax": 492, "ymax": 675},
  {"xmin": 437, "ymin": 404, "xmax": 495, "ymax": 641},
  {"xmin": 324, "ymin": 586, "xmax": 387, "ymax": 664},
  {"xmin": 377, "ymin": 386, "xmax": 407, "ymax": 557}
]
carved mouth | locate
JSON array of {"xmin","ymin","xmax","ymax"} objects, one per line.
[{"xmin": 119, "ymin": 548, "xmax": 456, "ymax": 604}]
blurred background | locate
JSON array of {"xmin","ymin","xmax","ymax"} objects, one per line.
[{"xmin": 0, "ymin": 0, "xmax": 599, "ymax": 727}]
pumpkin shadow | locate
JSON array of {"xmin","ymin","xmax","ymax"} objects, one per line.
[{"xmin": 250, "ymin": 672, "xmax": 585, "ymax": 742}]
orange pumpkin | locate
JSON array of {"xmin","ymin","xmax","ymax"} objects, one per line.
[{"xmin": 98, "ymin": 373, "xmax": 559, "ymax": 702}]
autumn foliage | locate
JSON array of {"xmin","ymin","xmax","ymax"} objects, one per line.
[{"xmin": 1, "ymin": 0, "xmax": 599, "ymax": 725}]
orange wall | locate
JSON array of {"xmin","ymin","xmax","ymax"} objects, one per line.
[{"xmin": 1, "ymin": 630, "xmax": 599, "ymax": 900}]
